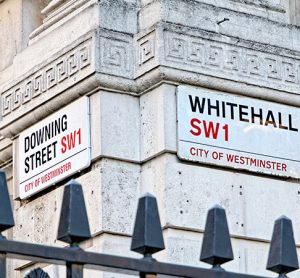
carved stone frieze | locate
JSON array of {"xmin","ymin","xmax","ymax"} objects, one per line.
[
  {"xmin": 163, "ymin": 30, "xmax": 300, "ymax": 93},
  {"xmin": 99, "ymin": 31, "xmax": 133, "ymax": 78},
  {"xmin": 2, "ymin": 24, "xmax": 300, "ymax": 139},
  {"xmin": 1, "ymin": 37, "xmax": 93, "ymax": 119},
  {"xmin": 135, "ymin": 30, "xmax": 159, "ymax": 77},
  {"xmin": 135, "ymin": 25, "xmax": 300, "ymax": 95}
]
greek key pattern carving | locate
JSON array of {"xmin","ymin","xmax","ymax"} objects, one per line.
[
  {"xmin": 1, "ymin": 42, "xmax": 91, "ymax": 117},
  {"xmin": 138, "ymin": 31, "xmax": 155, "ymax": 65},
  {"xmin": 164, "ymin": 31, "xmax": 300, "ymax": 91},
  {"xmin": 99, "ymin": 35, "xmax": 132, "ymax": 78}
]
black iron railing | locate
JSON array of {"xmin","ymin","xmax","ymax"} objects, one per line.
[{"xmin": 0, "ymin": 169, "xmax": 299, "ymax": 277}]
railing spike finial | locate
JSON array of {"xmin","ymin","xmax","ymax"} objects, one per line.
[
  {"xmin": 131, "ymin": 193, "xmax": 165, "ymax": 259},
  {"xmin": 267, "ymin": 216, "xmax": 299, "ymax": 277},
  {"xmin": 57, "ymin": 180, "xmax": 91, "ymax": 246},
  {"xmin": 200, "ymin": 205, "xmax": 234, "ymax": 269},
  {"xmin": 0, "ymin": 170, "xmax": 15, "ymax": 236}
]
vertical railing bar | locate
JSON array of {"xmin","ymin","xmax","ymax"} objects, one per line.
[
  {"xmin": 0, "ymin": 252, "xmax": 6, "ymax": 278},
  {"xmin": 66, "ymin": 262, "xmax": 84, "ymax": 278}
]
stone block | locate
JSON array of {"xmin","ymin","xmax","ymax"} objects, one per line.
[
  {"xmin": 0, "ymin": 0, "xmax": 47, "ymax": 71},
  {"xmin": 90, "ymin": 90, "xmax": 140, "ymax": 162},
  {"xmin": 141, "ymin": 153, "xmax": 300, "ymax": 243},
  {"xmin": 15, "ymin": 1, "xmax": 99, "ymax": 77},
  {"xmin": 139, "ymin": 0, "xmax": 300, "ymax": 52},
  {"xmin": 84, "ymin": 233, "xmax": 138, "ymax": 278},
  {"xmin": 0, "ymin": 136, "xmax": 12, "ymax": 165},
  {"xmin": 77, "ymin": 158, "xmax": 140, "ymax": 235},
  {"xmin": 13, "ymin": 158, "xmax": 139, "ymax": 244},
  {"xmin": 13, "ymin": 184, "xmax": 65, "ymax": 245},
  {"xmin": 157, "ymin": 228, "xmax": 300, "ymax": 277},
  {"xmin": 289, "ymin": 0, "xmax": 300, "ymax": 25},
  {"xmin": 194, "ymin": 0, "xmax": 289, "ymax": 23},
  {"xmin": 140, "ymin": 84, "xmax": 177, "ymax": 161},
  {"xmin": 99, "ymin": 0, "xmax": 139, "ymax": 34}
]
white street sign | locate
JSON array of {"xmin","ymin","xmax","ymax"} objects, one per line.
[
  {"xmin": 177, "ymin": 86, "xmax": 300, "ymax": 178},
  {"xmin": 18, "ymin": 97, "xmax": 91, "ymax": 199}
]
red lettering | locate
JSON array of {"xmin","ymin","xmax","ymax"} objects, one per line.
[
  {"xmin": 190, "ymin": 118, "xmax": 229, "ymax": 141},
  {"xmin": 282, "ymin": 164, "xmax": 287, "ymax": 172},
  {"xmin": 68, "ymin": 131, "xmax": 76, "ymax": 149},
  {"xmin": 61, "ymin": 136, "xmax": 67, "ymax": 154},
  {"xmin": 77, "ymin": 128, "xmax": 81, "ymax": 145},
  {"xmin": 190, "ymin": 118, "xmax": 201, "ymax": 136},
  {"xmin": 190, "ymin": 147, "xmax": 196, "ymax": 155},
  {"xmin": 61, "ymin": 128, "xmax": 81, "ymax": 154},
  {"xmin": 203, "ymin": 121, "xmax": 220, "ymax": 139},
  {"xmin": 223, "ymin": 124, "xmax": 229, "ymax": 142},
  {"xmin": 226, "ymin": 154, "xmax": 235, "ymax": 162}
]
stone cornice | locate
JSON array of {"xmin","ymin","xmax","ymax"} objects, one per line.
[{"xmin": 2, "ymin": 24, "xmax": 300, "ymax": 139}]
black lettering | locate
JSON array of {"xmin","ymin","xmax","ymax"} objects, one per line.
[
  {"xmin": 221, "ymin": 101, "xmax": 226, "ymax": 118},
  {"xmin": 189, "ymin": 95, "xmax": 206, "ymax": 113},
  {"xmin": 265, "ymin": 110, "xmax": 277, "ymax": 128},
  {"xmin": 42, "ymin": 147, "xmax": 47, "ymax": 164},
  {"xmin": 47, "ymin": 144, "xmax": 52, "ymax": 162},
  {"xmin": 278, "ymin": 112, "xmax": 288, "ymax": 130},
  {"xmin": 61, "ymin": 115, "xmax": 68, "ymax": 131},
  {"xmin": 289, "ymin": 114, "xmax": 298, "ymax": 132},
  {"xmin": 52, "ymin": 141, "xmax": 57, "ymax": 158},
  {"xmin": 30, "ymin": 133, "xmax": 36, "ymax": 149},
  {"xmin": 24, "ymin": 157, "xmax": 30, "ymax": 174},
  {"xmin": 251, "ymin": 107, "xmax": 263, "ymax": 125},
  {"xmin": 36, "ymin": 128, "xmax": 45, "ymax": 146},
  {"xmin": 25, "ymin": 136, "xmax": 30, "ymax": 153},
  {"xmin": 35, "ymin": 151, "xmax": 41, "ymax": 168},
  {"xmin": 45, "ymin": 124, "xmax": 51, "ymax": 141},
  {"xmin": 239, "ymin": 105, "xmax": 249, "ymax": 122},
  {"xmin": 30, "ymin": 153, "xmax": 35, "ymax": 171},
  {"xmin": 207, "ymin": 99, "xmax": 220, "ymax": 116},
  {"xmin": 54, "ymin": 119, "xmax": 61, "ymax": 135},
  {"xmin": 226, "ymin": 102, "xmax": 238, "ymax": 120}
]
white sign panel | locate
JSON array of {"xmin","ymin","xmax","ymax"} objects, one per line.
[
  {"xmin": 177, "ymin": 86, "xmax": 300, "ymax": 178},
  {"xmin": 18, "ymin": 97, "xmax": 91, "ymax": 199}
]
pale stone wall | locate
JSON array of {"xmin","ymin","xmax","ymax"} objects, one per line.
[
  {"xmin": 1, "ymin": 0, "xmax": 300, "ymax": 277},
  {"xmin": 0, "ymin": 0, "xmax": 49, "ymax": 72}
]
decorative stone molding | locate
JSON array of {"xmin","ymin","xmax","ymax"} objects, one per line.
[
  {"xmin": 1, "ymin": 41, "xmax": 91, "ymax": 117},
  {"xmin": 163, "ymin": 30, "xmax": 300, "ymax": 93},
  {"xmin": 41, "ymin": 0, "xmax": 69, "ymax": 15},
  {"xmin": 30, "ymin": 0, "xmax": 94, "ymax": 40},
  {"xmin": 136, "ymin": 30, "xmax": 159, "ymax": 77},
  {"xmin": 0, "ymin": 31, "xmax": 96, "ymax": 137},
  {"xmin": 135, "ymin": 24, "xmax": 300, "ymax": 95},
  {"xmin": 3, "ymin": 24, "xmax": 300, "ymax": 138},
  {"xmin": 99, "ymin": 31, "xmax": 134, "ymax": 78}
]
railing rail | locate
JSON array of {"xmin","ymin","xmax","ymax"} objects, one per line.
[{"xmin": 0, "ymin": 170, "xmax": 298, "ymax": 278}]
